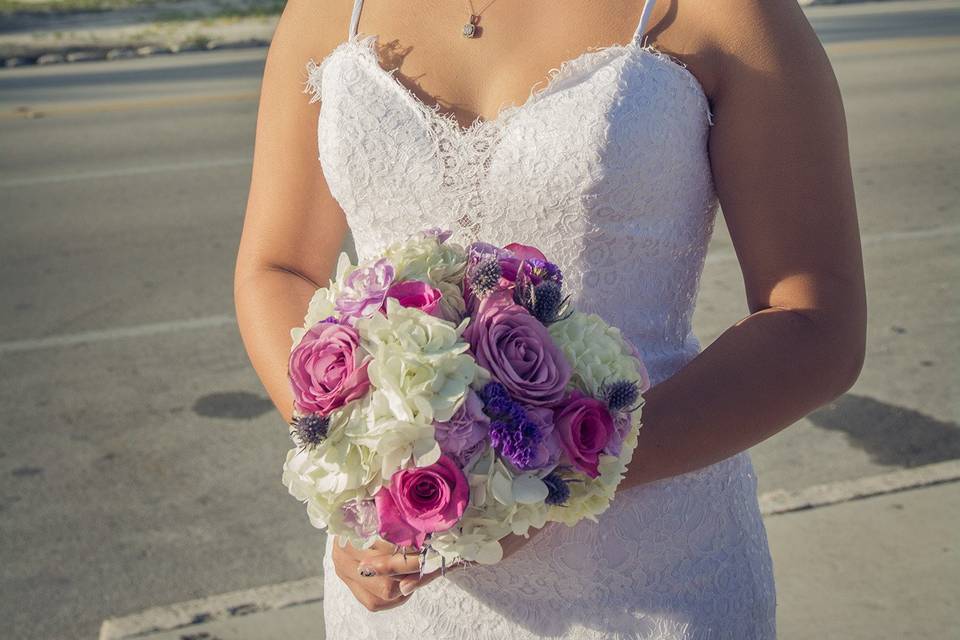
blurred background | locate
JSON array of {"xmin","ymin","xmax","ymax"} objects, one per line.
[{"xmin": 1, "ymin": 0, "xmax": 957, "ymax": 638}]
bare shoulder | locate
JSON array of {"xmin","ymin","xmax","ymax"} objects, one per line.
[
  {"xmin": 265, "ymin": 0, "xmax": 355, "ymax": 96},
  {"xmin": 650, "ymin": 0, "xmax": 832, "ymax": 104}
]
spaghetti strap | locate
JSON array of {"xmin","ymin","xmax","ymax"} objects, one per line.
[
  {"xmin": 349, "ymin": 0, "xmax": 364, "ymax": 39},
  {"xmin": 632, "ymin": 0, "xmax": 657, "ymax": 44}
]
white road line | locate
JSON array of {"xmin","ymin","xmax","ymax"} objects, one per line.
[
  {"xmin": 0, "ymin": 157, "xmax": 251, "ymax": 188},
  {"xmin": 2, "ymin": 222, "xmax": 956, "ymax": 356},
  {"xmin": 705, "ymin": 223, "xmax": 960, "ymax": 265},
  {"xmin": 0, "ymin": 314, "xmax": 237, "ymax": 355}
]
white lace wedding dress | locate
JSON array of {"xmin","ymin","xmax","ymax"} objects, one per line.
[{"xmin": 301, "ymin": 0, "xmax": 777, "ymax": 637}]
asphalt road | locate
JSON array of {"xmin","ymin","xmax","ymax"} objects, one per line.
[{"xmin": 1, "ymin": 2, "xmax": 958, "ymax": 638}]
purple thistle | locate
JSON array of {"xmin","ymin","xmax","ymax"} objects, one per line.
[
  {"xmin": 600, "ymin": 379, "xmax": 642, "ymax": 412},
  {"xmin": 543, "ymin": 471, "xmax": 572, "ymax": 506},
  {"xmin": 468, "ymin": 255, "xmax": 502, "ymax": 298},
  {"xmin": 290, "ymin": 413, "xmax": 330, "ymax": 449},
  {"xmin": 513, "ymin": 274, "xmax": 570, "ymax": 325}
]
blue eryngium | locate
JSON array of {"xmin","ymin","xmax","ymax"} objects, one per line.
[
  {"xmin": 600, "ymin": 379, "xmax": 642, "ymax": 412},
  {"xmin": 290, "ymin": 413, "xmax": 330, "ymax": 449},
  {"xmin": 468, "ymin": 254, "xmax": 502, "ymax": 298},
  {"xmin": 542, "ymin": 470, "xmax": 572, "ymax": 506}
]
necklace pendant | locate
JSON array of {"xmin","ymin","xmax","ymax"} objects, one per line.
[{"xmin": 462, "ymin": 14, "xmax": 479, "ymax": 38}]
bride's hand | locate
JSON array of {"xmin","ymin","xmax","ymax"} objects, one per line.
[{"xmin": 331, "ymin": 536, "xmax": 425, "ymax": 612}]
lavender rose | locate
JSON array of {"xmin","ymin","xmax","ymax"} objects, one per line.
[
  {"xmin": 463, "ymin": 289, "xmax": 571, "ymax": 406},
  {"xmin": 433, "ymin": 389, "xmax": 490, "ymax": 467},
  {"xmin": 553, "ymin": 390, "xmax": 617, "ymax": 478},
  {"xmin": 288, "ymin": 319, "xmax": 371, "ymax": 416},
  {"xmin": 374, "ymin": 455, "xmax": 469, "ymax": 550}
]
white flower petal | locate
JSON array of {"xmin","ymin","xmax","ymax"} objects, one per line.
[{"xmin": 513, "ymin": 474, "xmax": 549, "ymax": 504}]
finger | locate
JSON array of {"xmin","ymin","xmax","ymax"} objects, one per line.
[
  {"xmin": 396, "ymin": 555, "xmax": 473, "ymax": 595},
  {"xmin": 357, "ymin": 547, "xmax": 424, "ymax": 578},
  {"xmin": 397, "ymin": 568, "xmax": 442, "ymax": 596}
]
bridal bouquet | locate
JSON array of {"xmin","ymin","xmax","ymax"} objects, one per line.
[{"xmin": 281, "ymin": 229, "xmax": 650, "ymax": 574}]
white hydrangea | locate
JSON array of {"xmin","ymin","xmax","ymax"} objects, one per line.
[
  {"xmin": 548, "ymin": 310, "xmax": 646, "ymax": 397},
  {"xmin": 345, "ymin": 390, "xmax": 442, "ymax": 480},
  {"xmin": 340, "ymin": 299, "xmax": 489, "ymax": 478},
  {"xmin": 280, "ymin": 408, "xmax": 382, "ymax": 529},
  {"xmin": 382, "ymin": 233, "xmax": 467, "ymax": 287},
  {"xmin": 357, "ymin": 299, "xmax": 487, "ymax": 424}
]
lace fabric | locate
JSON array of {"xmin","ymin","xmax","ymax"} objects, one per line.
[{"xmin": 304, "ymin": 23, "xmax": 776, "ymax": 640}]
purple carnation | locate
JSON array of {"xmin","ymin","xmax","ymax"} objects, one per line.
[
  {"xmin": 334, "ymin": 258, "xmax": 395, "ymax": 319},
  {"xmin": 341, "ymin": 498, "xmax": 379, "ymax": 539},
  {"xmin": 480, "ymin": 385, "xmax": 555, "ymax": 472}
]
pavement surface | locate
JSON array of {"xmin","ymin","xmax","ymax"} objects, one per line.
[
  {"xmin": 97, "ymin": 474, "xmax": 960, "ymax": 640},
  {"xmin": 0, "ymin": 1, "xmax": 958, "ymax": 638}
]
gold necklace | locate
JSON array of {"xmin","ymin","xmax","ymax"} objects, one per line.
[{"xmin": 462, "ymin": 0, "xmax": 496, "ymax": 38}]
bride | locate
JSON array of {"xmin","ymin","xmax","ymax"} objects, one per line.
[{"xmin": 234, "ymin": 0, "xmax": 867, "ymax": 637}]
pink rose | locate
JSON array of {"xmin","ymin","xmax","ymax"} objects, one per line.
[
  {"xmin": 288, "ymin": 320, "xmax": 371, "ymax": 416},
  {"xmin": 497, "ymin": 243, "xmax": 546, "ymax": 283},
  {"xmin": 463, "ymin": 289, "xmax": 571, "ymax": 406},
  {"xmin": 382, "ymin": 280, "xmax": 443, "ymax": 317},
  {"xmin": 553, "ymin": 390, "xmax": 617, "ymax": 478},
  {"xmin": 374, "ymin": 455, "xmax": 469, "ymax": 550}
]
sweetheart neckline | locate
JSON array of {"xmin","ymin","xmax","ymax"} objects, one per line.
[{"xmin": 305, "ymin": 32, "xmax": 713, "ymax": 139}]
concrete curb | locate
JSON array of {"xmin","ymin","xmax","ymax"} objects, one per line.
[
  {"xmin": 98, "ymin": 460, "xmax": 960, "ymax": 639},
  {"xmin": 759, "ymin": 459, "xmax": 960, "ymax": 515},
  {"xmin": 98, "ymin": 577, "xmax": 323, "ymax": 640}
]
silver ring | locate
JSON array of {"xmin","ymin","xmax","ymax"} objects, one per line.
[{"xmin": 358, "ymin": 566, "xmax": 376, "ymax": 578}]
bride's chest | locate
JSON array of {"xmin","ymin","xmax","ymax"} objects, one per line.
[{"xmin": 317, "ymin": 47, "xmax": 709, "ymax": 190}]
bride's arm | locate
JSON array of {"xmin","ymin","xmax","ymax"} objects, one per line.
[
  {"xmin": 234, "ymin": 0, "xmax": 350, "ymax": 426},
  {"xmin": 622, "ymin": 0, "xmax": 866, "ymax": 489},
  {"xmin": 235, "ymin": 0, "xmax": 420, "ymax": 614}
]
